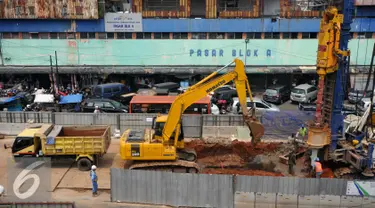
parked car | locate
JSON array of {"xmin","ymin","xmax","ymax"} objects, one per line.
[
  {"xmin": 290, "ymin": 84, "xmax": 318, "ymax": 103},
  {"xmin": 82, "ymin": 98, "xmax": 128, "ymax": 113},
  {"xmin": 348, "ymin": 89, "xmax": 374, "ymax": 104},
  {"xmin": 358, "ymin": 97, "xmax": 375, "ymax": 115},
  {"xmin": 92, "ymin": 83, "xmax": 127, "ymax": 99},
  {"xmin": 232, "ymin": 97, "xmax": 280, "ymax": 115},
  {"xmin": 263, "ymin": 85, "xmax": 291, "ymax": 104}
]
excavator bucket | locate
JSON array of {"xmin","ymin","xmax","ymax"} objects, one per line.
[{"xmin": 243, "ymin": 115, "xmax": 265, "ymax": 144}]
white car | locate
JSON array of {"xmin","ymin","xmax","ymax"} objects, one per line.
[
  {"xmin": 231, "ymin": 97, "xmax": 280, "ymax": 114},
  {"xmin": 290, "ymin": 84, "xmax": 318, "ymax": 103}
]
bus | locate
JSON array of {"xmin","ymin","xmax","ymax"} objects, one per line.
[{"xmin": 129, "ymin": 95, "xmax": 211, "ymax": 114}]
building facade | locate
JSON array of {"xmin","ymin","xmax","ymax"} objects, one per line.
[{"xmin": 0, "ymin": 0, "xmax": 375, "ymax": 88}]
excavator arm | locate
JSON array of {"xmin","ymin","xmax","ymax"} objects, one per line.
[{"xmin": 161, "ymin": 58, "xmax": 265, "ymax": 145}]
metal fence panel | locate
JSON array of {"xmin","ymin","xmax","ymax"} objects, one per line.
[
  {"xmin": 111, "ymin": 168, "xmax": 233, "ymax": 208},
  {"xmin": 0, "ymin": 202, "xmax": 75, "ymax": 208},
  {"xmin": 182, "ymin": 115, "xmax": 202, "ymax": 137}
]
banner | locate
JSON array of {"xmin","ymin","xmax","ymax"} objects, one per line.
[{"xmin": 104, "ymin": 13, "xmax": 143, "ymax": 32}]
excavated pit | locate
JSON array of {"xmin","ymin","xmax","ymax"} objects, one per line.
[{"xmin": 185, "ymin": 139, "xmax": 284, "ymax": 177}]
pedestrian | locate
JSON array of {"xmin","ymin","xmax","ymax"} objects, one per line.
[
  {"xmin": 288, "ymin": 151, "xmax": 296, "ymax": 175},
  {"xmin": 313, "ymin": 158, "xmax": 323, "ymax": 178},
  {"xmin": 297, "ymin": 124, "xmax": 307, "ymax": 140},
  {"xmin": 94, "ymin": 106, "xmax": 101, "ymax": 113},
  {"xmin": 90, "ymin": 165, "xmax": 98, "ymax": 197}
]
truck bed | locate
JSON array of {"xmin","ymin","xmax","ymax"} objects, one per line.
[{"xmin": 41, "ymin": 125, "xmax": 111, "ymax": 156}]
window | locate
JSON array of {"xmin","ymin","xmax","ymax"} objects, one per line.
[
  {"xmin": 254, "ymin": 33, "xmax": 262, "ymax": 39},
  {"xmin": 365, "ymin": 32, "xmax": 373, "ymax": 39},
  {"xmin": 302, "ymin": 32, "xmax": 310, "ymax": 39},
  {"xmin": 208, "ymin": 33, "xmax": 225, "ymax": 39},
  {"xmin": 59, "ymin": 33, "xmax": 67, "ymax": 39},
  {"xmin": 98, "ymin": 33, "xmax": 106, "ymax": 39},
  {"xmin": 80, "ymin": 32, "xmax": 88, "ymax": 39},
  {"xmin": 291, "ymin": 32, "xmax": 298, "ymax": 39},
  {"xmin": 310, "ymin": 33, "xmax": 317, "ymax": 39},
  {"xmin": 29, "ymin": 6, "xmax": 35, "ymax": 15},
  {"xmin": 255, "ymin": 102, "xmax": 267, "ymax": 109},
  {"xmin": 86, "ymin": 102, "xmax": 94, "ymax": 107},
  {"xmin": 22, "ymin": 33, "xmax": 30, "ymax": 39},
  {"xmin": 103, "ymin": 102, "xmax": 114, "ymax": 108},
  {"xmin": 272, "ymin": 32, "xmax": 280, "ymax": 39},
  {"xmin": 192, "ymin": 33, "xmax": 206, "ymax": 39},
  {"xmin": 173, "ymin": 33, "xmax": 188, "ymax": 39},
  {"xmin": 350, "ymin": 32, "xmax": 354, "ymax": 39},
  {"xmin": 30, "ymin": 33, "xmax": 39, "ymax": 39},
  {"xmin": 283, "ymin": 32, "xmax": 290, "ymax": 39},
  {"xmin": 104, "ymin": 88, "xmax": 111, "ymax": 93},
  {"xmin": 136, "ymin": 32, "xmax": 151, "ymax": 39},
  {"xmin": 94, "ymin": 102, "xmax": 105, "ymax": 108},
  {"xmin": 117, "ymin": 32, "xmax": 132, "ymax": 39},
  {"xmin": 50, "ymin": 33, "xmax": 58, "ymax": 39},
  {"xmin": 136, "ymin": 32, "xmax": 143, "ymax": 39},
  {"xmin": 40, "ymin": 33, "xmax": 49, "ymax": 39},
  {"xmin": 154, "ymin": 33, "xmax": 161, "ymax": 39},
  {"xmin": 264, "ymin": 33, "xmax": 272, "ymax": 39},
  {"xmin": 94, "ymin": 87, "xmax": 102, "ymax": 96},
  {"xmin": 111, "ymin": 87, "xmax": 120, "ymax": 93},
  {"xmin": 11, "ymin": 33, "xmax": 19, "ymax": 39},
  {"xmin": 75, "ymin": 6, "xmax": 83, "ymax": 15},
  {"xmin": 62, "ymin": 6, "xmax": 68, "ymax": 16},
  {"xmin": 227, "ymin": 33, "xmax": 242, "ymax": 39},
  {"xmin": 67, "ymin": 33, "xmax": 75, "ymax": 39},
  {"xmin": 107, "ymin": 32, "xmax": 114, "ymax": 39},
  {"xmin": 162, "ymin": 33, "xmax": 170, "ymax": 39},
  {"xmin": 16, "ymin": 6, "xmax": 21, "ymax": 16},
  {"xmin": 1, "ymin": 33, "xmax": 11, "ymax": 39},
  {"xmin": 246, "ymin": 33, "xmax": 255, "ymax": 39}
]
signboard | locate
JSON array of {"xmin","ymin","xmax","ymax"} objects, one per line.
[
  {"xmin": 355, "ymin": 0, "xmax": 375, "ymax": 6},
  {"xmin": 346, "ymin": 181, "xmax": 375, "ymax": 196},
  {"xmin": 104, "ymin": 13, "xmax": 143, "ymax": 32}
]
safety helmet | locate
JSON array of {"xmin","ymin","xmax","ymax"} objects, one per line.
[
  {"xmin": 315, "ymin": 157, "xmax": 319, "ymax": 162},
  {"xmin": 91, "ymin": 165, "xmax": 97, "ymax": 170},
  {"xmin": 352, "ymin": 140, "xmax": 359, "ymax": 145},
  {"xmin": 301, "ymin": 124, "xmax": 305, "ymax": 128}
]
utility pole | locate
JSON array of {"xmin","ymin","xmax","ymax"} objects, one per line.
[
  {"xmin": 0, "ymin": 33, "xmax": 4, "ymax": 66},
  {"xmin": 50, "ymin": 55, "xmax": 55, "ymax": 95},
  {"xmin": 244, "ymin": 38, "xmax": 249, "ymax": 70},
  {"xmin": 55, "ymin": 51, "xmax": 59, "ymax": 89}
]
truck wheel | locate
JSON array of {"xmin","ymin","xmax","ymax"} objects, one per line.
[{"xmin": 77, "ymin": 157, "xmax": 92, "ymax": 171}]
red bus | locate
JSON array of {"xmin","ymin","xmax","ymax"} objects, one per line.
[{"xmin": 129, "ymin": 95, "xmax": 211, "ymax": 114}]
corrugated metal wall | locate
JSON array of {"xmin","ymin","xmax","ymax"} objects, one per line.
[
  {"xmin": 133, "ymin": 0, "xmax": 190, "ymax": 18},
  {"xmin": 236, "ymin": 176, "xmax": 347, "ymax": 196},
  {"xmin": 110, "ymin": 169, "xmax": 234, "ymax": 208},
  {"xmin": 0, "ymin": 202, "xmax": 75, "ymax": 208},
  {"xmin": 0, "ymin": 0, "xmax": 98, "ymax": 19},
  {"xmin": 279, "ymin": 0, "xmax": 321, "ymax": 18}
]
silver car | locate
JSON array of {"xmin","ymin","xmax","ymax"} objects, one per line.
[
  {"xmin": 290, "ymin": 84, "xmax": 318, "ymax": 103},
  {"xmin": 231, "ymin": 97, "xmax": 280, "ymax": 115}
]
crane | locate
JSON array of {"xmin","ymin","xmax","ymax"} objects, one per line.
[
  {"xmin": 119, "ymin": 58, "xmax": 265, "ymax": 173},
  {"xmin": 307, "ymin": 0, "xmax": 375, "ymax": 178}
]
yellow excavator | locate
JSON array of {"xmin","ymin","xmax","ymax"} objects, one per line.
[{"xmin": 120, "ymin": 58, "xmax": 265, "ymax": 173}]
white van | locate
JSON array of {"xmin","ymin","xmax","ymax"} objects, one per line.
[{"xmin": 290, "ymin": 84, "xmax": 318, "ymax": 103}]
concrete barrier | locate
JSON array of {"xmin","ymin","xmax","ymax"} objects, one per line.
[
  {"xmin": 0, "ymin": 123, "xmax": 44, "ymax": 136},
  {"xmin": 234, "ymin": 191, "xmax": 255, "ymax": 208}
]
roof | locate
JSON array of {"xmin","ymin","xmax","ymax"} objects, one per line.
[
  {"xmin": 130, "ymin": 95, "xmax": 211, "ymax": 104},
  {"xmin": 294, "ymin": 84, "xmax": 314, "ymax": 89},
  {"xmin": 59, "ymin": 94, "xmax": 83, "ymax": 104},
  {"xmin": 0, "ymin": 96, "xmax": 20, "ymax": 104},
  {"xmin": 18, "ymin": 126, "xmax": 42, "ymax": 137},
  {"xmin": 34, "ymin": 94, "xmax": 54, "ymax": 103},
  {"xmin": 95, "ymin": 83, "xmax": 124, "ymax": 88}
]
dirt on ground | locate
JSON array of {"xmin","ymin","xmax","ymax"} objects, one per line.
[
  {"xmin": 185, "ymin": 139, "xmax": 284, "ymax": 176},
  {"xmin": 202, "ymin": 168, "xmax": 284, "ymax": 176}
]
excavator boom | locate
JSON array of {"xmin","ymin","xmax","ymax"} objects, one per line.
[{"xmin": 162, "ymin": 58, "xmax": 264, "ymax": 144}]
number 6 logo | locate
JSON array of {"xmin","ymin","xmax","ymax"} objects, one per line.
[{"xmin": 13, "ymin": 161, "xmax": 45, "ymax": 199}]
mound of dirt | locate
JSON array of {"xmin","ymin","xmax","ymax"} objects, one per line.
[
  {"xmin": 202, "ymin": 168, "xmax": 284, "ymax": 177},
  {"xmin": 197, "ymin": 154, "xmax": 245, "ymax": 168},
  {"xmin": 185, "ymin": 139, "xmax": 282, "ymax": 161}
]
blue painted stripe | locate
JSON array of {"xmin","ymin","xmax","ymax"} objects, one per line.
[{"xmin": 0, "ymin": 18, "xmax": 375, "ymax": 33}]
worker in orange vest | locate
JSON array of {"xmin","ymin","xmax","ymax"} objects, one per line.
[{"xmin": 313, "ymin": 158, "xmax": 323, "ymax": 178}]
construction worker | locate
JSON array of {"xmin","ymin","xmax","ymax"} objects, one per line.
[
  {"xmin": 94, "ymin": 106, "xmax": 101, "ymax": 113},
  {"xmin": 288, "ymin": 151, "xmax": 296, "ymax": 175},
  {"xmin": 352, "ymin": 140, "xmax": 362, "ymax": 151},
  {"xmin": 90, "ymin": 165, "xmax": 98, "ymax": 197},
  {"xmin": 297, "ymin": 124, "xmax": 307, "ymax": 141},
  {"xmin": 313, "ymin": 158, "xmax": 323, "ymax": 178}
]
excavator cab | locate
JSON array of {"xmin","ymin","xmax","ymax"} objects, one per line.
[{"xmin": 152, "ymin": 115, "xmax": 184, "ymax": 148}]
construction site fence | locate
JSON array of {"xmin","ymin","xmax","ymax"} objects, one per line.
[
  {"xmin": 0, "ymin": 111, "xmax": 312, "ymax": 138},
  {"xmin": 0, "ymin": 202, "xmax": 75, "ymax": 208},
  {"xmin": 111, "ymin": 169, "xmax": 375, "ymax": 208}
]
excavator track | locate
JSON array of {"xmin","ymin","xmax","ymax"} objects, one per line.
[{"xmin": 129, "ymin": 160, "xmax": 200, "ymax": 173}]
